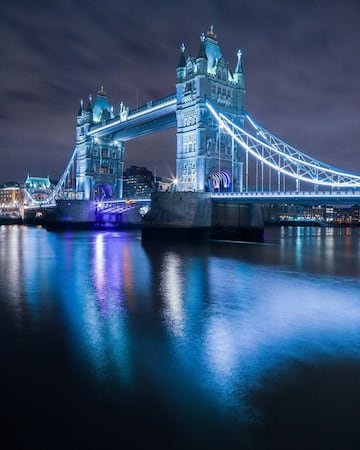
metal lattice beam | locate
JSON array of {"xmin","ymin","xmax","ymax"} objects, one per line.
[{"xmin": 206, "ymin": 101, "xmax": 360, "ymax": 188}]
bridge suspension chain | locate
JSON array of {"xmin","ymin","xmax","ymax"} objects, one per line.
[
  {"xmin": 206, "ymin": 102, "xmax": 360, "ymax": 188},
  {"xmin": 24, "ymin": 148, "xmax": 78, "ymax": 207}
]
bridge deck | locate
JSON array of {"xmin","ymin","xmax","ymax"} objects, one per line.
[
  {"xmin": 87, "ymin": 95, "xmax": 177, "ymax": 140},
  {"xmin": 211, "ymin": 191, "xmax": 360, "ymax": 204}
]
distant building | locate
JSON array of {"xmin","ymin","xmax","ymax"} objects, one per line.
[
  {"xmin": 263, "ymin": 203, "xmax": 360, "ymax": 225},
  {"xmin": 122, "ymin": 166, "xmax": 159, "ymax": 199},
  {"xmin": 24, "ymin": 175, "xmax": 53, "ymax": 202},
  {"xmin": 0, "ymin": 182, "xmax": 24, "ymax": 216},
  {"xmin": 24, "ymin": 175, "xmax": 52, "ymax": 190}
]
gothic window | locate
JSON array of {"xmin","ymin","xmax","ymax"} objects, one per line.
[
  {"xmin": 93, "ymin": 148, "xmax": 98, "ymax": 156},
  {"xmin": 112, "ymin": 151, "xmax": 116, "ymax": 158},
  {"xmin": 101, "ymin": 148, "xmax": 109, "ymax": 158},
  {"xmin": 186, "ymin": 61, "xmax": 193, "ymax": 75},
  {"xmin": 185, "ymin": 80, "xmax": 194, "ymax": 92},
  {"xmin": 223, "ymin": 70, "xmax": 227, "ymax": 81}
]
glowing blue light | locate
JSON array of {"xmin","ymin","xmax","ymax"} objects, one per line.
[{"xmin": 206, "ymin": 101, "xmax": 360, "ymax": 188}]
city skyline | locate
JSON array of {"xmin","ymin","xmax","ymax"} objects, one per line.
[{"xmin": 1, "ymin": 0, "xmax": 360, "ymax": 183}]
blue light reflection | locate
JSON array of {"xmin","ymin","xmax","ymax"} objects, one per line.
[{"xmin": 1, "ymin": 226, "xmax": 360, "ymax": 443}]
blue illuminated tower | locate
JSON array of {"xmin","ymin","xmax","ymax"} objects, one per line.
[
  {"xmin": 75, "ymin": 87, "xmax": 124, "ymax": 200},
  {"xmin": 176, "ymin": 27, "xmax": 245, "ymax": 192}
]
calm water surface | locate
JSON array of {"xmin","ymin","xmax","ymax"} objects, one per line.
[{"xmin": 1, "ymin": 225, "xmax": 360, "ymax": 449}]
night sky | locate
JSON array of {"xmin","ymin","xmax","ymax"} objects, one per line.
[{"xmin": 1, "ymin": 0, "xmax": 360, "ymax": 184}]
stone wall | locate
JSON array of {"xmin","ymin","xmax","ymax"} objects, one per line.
[{"xmin": 142, "ymin": 192, "xmax": 264, "ymax": 242}]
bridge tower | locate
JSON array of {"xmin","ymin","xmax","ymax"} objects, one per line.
[
  {"xmin": 75, "ymin": 87, "xmax": 124, "ymax": 200},
  {"xmin": 176, "ymin": 27, "xmax": 245, "ymax": 192}
]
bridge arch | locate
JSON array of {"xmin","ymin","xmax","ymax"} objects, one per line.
[
  {"xmin": 94, "ymin": 184, "xmax": 112, "ymax": 201},
  {"xmin": 208, "ymin": 169, "xmax": 231, "ymax": 192}
]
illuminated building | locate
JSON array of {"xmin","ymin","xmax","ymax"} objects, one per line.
[
  {"xmin": 24, "ymin": 175, "xmax": 53, "ymax": 201},
  {"xmin": 122, "ymin": 166, "xmax": 158, "ymax": 199},
  {"xmin": 0, "ymin": 182, "xmax": 24, "ymax": 217}
]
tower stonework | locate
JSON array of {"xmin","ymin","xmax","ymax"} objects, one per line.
[
  {"xmin": 75, "ymin": 88, "xmax": 124, "ymax": 201},
  {"xmin": 176, "ymin": 27, "xmax": 245, "ymax": 192}
]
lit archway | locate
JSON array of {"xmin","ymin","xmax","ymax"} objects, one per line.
[
  {"xmin": 208, "ymin": 169, "xmax": 231, "ymax": 192},
  {"xmin": 94, "ymin": 184, "xmax": 112, "ymax": 201}
]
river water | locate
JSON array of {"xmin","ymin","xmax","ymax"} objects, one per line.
[{"xmin": 1, "ymin": 225, "xmax": 360, "ymax": 449}]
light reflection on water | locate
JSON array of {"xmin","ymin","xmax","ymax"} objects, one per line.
[{"xmin": 1, "ymin": 225, "xmax": 360, "ymax": 448}]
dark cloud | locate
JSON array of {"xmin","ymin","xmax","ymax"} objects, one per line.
[{"xmin": 0, "ymin": 0, "xmax": 360, "ymax": 182}]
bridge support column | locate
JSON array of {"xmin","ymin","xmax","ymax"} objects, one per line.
[
  {"xmin": 44, "ymin": 200, "xmax": 97, "ymax": 230},
  {"xmin": 142, "ymin": 192, "xmax": 264, "ymax": 243},
  {"xmin": 211, "ymin": 201, "xmax": 264, "ymax": 242}
]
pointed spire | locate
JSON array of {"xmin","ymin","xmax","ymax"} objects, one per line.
[
  {"xmin": 197, "ymin": 33, "xmax": 207, "ymax": 59},
  {"xmin": 98, "ymin": 86, "xmax": 106, "ymax": 96},
  {"xmin": 86, "ymin": 94, "xmax": 92, "ymax": 112},
  {"xmin": 207, "ymin": 25, "xmax": 217, "ymax": 40},
  {"xmin": 77, "ymin": 98, "xmax": 84, "ymax": 116},
  {"xmin": 177, "ymin": 43, "xmax": 186, "ymax": 68},
  {"xmin": 235, "ymin": 49, "xmax": 244, "ymax": 74},
  {"xmin": 233, "ymin": 50, "xmax": 245, "ymax": 88}
]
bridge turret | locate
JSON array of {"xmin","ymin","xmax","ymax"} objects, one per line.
[
  {"xmin": 92, "ymin": 86, "xmax": 114, "ymax": 124},
  {"xmin": 76, "ymin": 99, "xmax": 84, "ymax": 129},
  {"xmin": 233, "ymin": 49, "xmax": 245, "ymax": 108},
  {"xmin": 196, "ymin": 33, "xmax": 208, "ymax": 75},
  {"xmin": 119, "ymin": 101, "xmax": 129, "ymax": 121},
  {"xmin": 176, "ymin": 43, "xmax": 186, "ymax": 81},
  {"xmin": 85, "ymin": 94, "xmax": 93, "ymax": 123},
  {"xmin": 233, "ymin": 50, "xmax": 244, "ymax": 83},
  {"xmin": 77, "ymin": 99, "xmax": 84, "ymax": 118},
  {"xmin": 76, "ymin": 95, "xmax": 92, "ymax": 144}
]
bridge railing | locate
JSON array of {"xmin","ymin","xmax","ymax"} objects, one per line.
[
  {"xmin": 128, "ymin": 93, "xmax": 176, "ymax": 117},
  {"xmin": 88, "ymin": 93, "xmax": 177, "ymax": 135},
  {"xmin": 212, "ymin": 190, "xmax": 360, "ymax": 198}
]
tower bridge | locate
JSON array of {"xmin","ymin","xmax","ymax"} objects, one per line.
[{"xmin": 28, "ymin": 27, "xmax": 360, "ymax": 239}]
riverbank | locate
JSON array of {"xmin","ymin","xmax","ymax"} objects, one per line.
[{"xmin": 0, "ymin": 216, "xmax": 23, "ymax": 225}]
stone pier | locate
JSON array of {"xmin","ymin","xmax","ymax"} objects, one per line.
[{"xmin": 141, "ymin": 192, "xmax": 264, "ymax": 243}]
